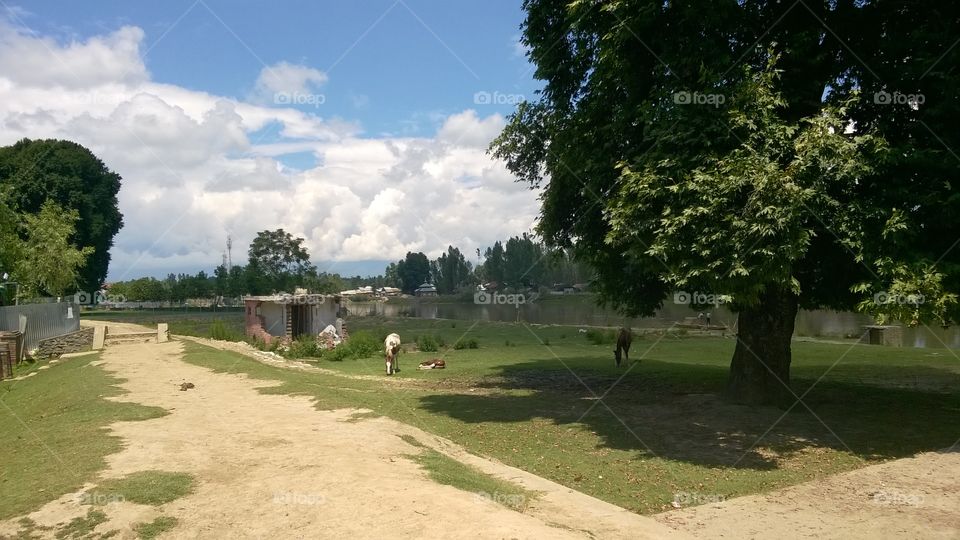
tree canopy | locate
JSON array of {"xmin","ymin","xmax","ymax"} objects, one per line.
[
  {"xmin": 0, "ymin": 138, "xmax": 123, "ymax": 292},
  {"xmin": 493, "ymin": 0, "xmax": 960, "ymax": 404},
  {"xmin": 247, "ymin": 229, "xmax": 316, "ymax": 292}
]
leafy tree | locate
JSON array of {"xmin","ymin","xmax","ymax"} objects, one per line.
[
  {"xmin": 16, "ymin": 201, "xmax": 94, "ymax": 297},
  {"xmin": 396, "ymin": 252, "xmax": 431, "ymax": 293},
  {"xmin": 503, "ymin": 233, "xmax": 545, "ymax": 290},
  {"xmin": 493, "ymin": 1, "xmax": 960, "ymax": 405},
  {"xmin": 227, "ymin": 265, "xmax": 246, "ymax": 297},
  {"xmin": 482, "ymin": 241, "xmax": 506, "ymax": 285},
  {"xmin": 248, "ymin": 229, "xmax": 315, "ymax": 292},
  {"xmin": 244, "ymin": 259, "xmax": 271, "ymax": 295},
  {"xmin": 432, "ymin": 246, "xmax": 473, "ymax": 294},
  {"xmin": 384, "ymin": 262, "xmax": 400, "ymax": 288},
  {"xmin": 0, "ymin": 139, "xmax": 123, "ymax": 292},
  {"xmin": 214, "ymin": 264, "xmax": 229, "ymax": 297}
]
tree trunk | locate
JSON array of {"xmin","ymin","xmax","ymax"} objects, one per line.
[{"xmin": 727, "ymin": 286, "xmax": 799, "ymax": 406}]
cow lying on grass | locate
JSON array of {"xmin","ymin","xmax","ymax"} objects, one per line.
[
  {"xmin": 614, "ymin": 327, "xmax": 632, "ymax": 367},
  {"xmin": 384, "ymin": 333, "xmax": 401, "ymax": 375}
]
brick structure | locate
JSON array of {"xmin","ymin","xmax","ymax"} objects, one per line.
[{"xmin": 244, "ymin": 294, "xmax": 342, "ymax": 344}]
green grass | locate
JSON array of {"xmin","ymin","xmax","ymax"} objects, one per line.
[
  {"xmin": 53, "ymin": 509, "xmax": 109, "ymax": 539},
  {"xmin": 133, "ymin": 516, "xmax": 178, "ymax": 539},
  {"xmin": 84, "ymin": 471, "xmax": 195, "ymax": 506},
  {"xmin": 0, "ymin": 354, "xmax": 168, "ymax": 520},
  {"xmin": 178, "ymin": 319, "xmax": 960, "ymax": 514},
  {"xmin": 402, "ymin": 435, "xmax": 536, "ymax": 512}
]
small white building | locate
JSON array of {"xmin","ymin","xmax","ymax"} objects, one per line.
[{"xmin": 244, "ymin": 294, "xmax": 341, "ymax": 344}]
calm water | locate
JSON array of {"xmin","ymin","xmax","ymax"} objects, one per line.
[{"xmin": 346, "ymin": 297, "xmax": 960, "ymax": 349}]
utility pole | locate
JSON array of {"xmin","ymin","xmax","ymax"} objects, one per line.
[{"xmin": 227, "ymin": 235, "xmax": 233, "ymax": 271}]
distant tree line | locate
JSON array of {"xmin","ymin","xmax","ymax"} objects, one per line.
[{"xmin": 109, "ymin": 231, "xmax": 593, "ymax": 302}]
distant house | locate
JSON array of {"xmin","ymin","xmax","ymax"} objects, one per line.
[
  {"xmin": 244, "ymin": 293, "xmax": 341, "ymax": 344},
  {"xmin": 414, "ymin": 282, "xmax": 437, "ymax": 297}
]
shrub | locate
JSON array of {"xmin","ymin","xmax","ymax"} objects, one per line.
[
  {"xmin": 452, "ymin": 338, "xmax": 478, "ymax": 350},
  {"xmin": 286, "ymin": 335, "xmax": 321, "ymax": 359},
  {"xmin": 417, "ymin": 334, "xmax": 439, "ymax": 352},
  {"xmin": 345, "ymin": 330, "xmax": 379, "ymax": 359},
  {"xmin": 328, "ymin": 330, "xmax": 380, "ymax": 361},
  {"xmin": 585, "ymin": 328, "xmax": 617, "ymax": 345}
]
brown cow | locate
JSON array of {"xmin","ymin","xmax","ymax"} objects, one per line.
[{"xmin": 614, "ymin": 327, "xmax": 632, "ymax": 367}]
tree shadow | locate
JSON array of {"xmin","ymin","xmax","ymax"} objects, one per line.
[{"xmin": 418, "ymin": 355, "xmax": 960, "ymax": 470}]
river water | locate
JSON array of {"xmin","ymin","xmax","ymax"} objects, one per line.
[{"xmin": 345, "ymin": 296, "xmax": 960, "ymax": 350}]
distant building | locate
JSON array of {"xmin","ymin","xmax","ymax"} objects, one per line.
[
  {"xmin": 243, "ymin": 294, "xmax": 341, "ymax": 344},
  {"xmin": 414, "ymin": 282, "xmax": 437, "ymax": 297}
]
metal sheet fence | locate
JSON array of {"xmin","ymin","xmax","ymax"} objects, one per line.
[{"xmin": 0, "ymin": 302, "xmax": 80, "ymax": 352}]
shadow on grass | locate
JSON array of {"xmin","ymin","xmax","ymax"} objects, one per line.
[{"xmin": 418, "ymin": 356, "xmax": 960, "ymax": 471}]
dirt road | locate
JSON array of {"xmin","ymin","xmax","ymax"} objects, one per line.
[{"xmin": 2, "ymin": 336, "xmax": 682, "ymax": 539}]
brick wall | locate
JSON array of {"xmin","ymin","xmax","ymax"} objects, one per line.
[{"xmin": 35, "ymin": 327, "xmax": 95, "ymax": 358}]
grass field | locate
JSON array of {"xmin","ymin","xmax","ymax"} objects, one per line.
[{"xmin": 174, "ymin": 316, "xmax": 960, "ymax": 514}]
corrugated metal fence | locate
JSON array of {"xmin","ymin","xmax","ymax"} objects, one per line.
[{"xmin": 0, "ymin": 302, "xmax": 79, "ymax": 352}]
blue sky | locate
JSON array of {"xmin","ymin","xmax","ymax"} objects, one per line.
[
  {"xmin": 19, "ymin": 1, "xmax": 537, "ymax": 138},
  {"xmin": 0, "ymin": 1, "xmax": 544, "ymax": 279}
]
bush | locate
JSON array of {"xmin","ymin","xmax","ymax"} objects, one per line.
[
  {"xmin": 452, "ymin": 338, "xmax": 478, "ymax": 350},
  {"xmin": 328, "ymin": 330, "xmax": 380, "ymax": 361},
  {"xmin": 585, "ymin": 328, "xmax": 617, "ymax": 345},
  {"xmin": 286, "ymin": 335, "xmax": 321, "ymax": 359},
  {"xmin": 417, "ymin": 334, "xmax": 439, "ymax": 352}
]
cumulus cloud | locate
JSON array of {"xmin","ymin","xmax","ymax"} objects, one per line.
[
  {"xmin": 0, "ymin": 23, "xmax": 148, "ymax": 88},
  {"xmin": 0, "ymin": 22, "xmax": 539, "ymax": 280},
  {"xmin": 251, "ymin": 61, "xmax": 328, "ymax": 106}
]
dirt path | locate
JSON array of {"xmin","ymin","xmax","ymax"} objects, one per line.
[
  {"xmin": 2, "ymin": 336, "xmax": 682, "ymax": 539},
  {"xmin": 655, "ymin": 447, "xmax": 960, "ymax": 539}
]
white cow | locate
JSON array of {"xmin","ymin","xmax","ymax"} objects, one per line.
[{"xmin": 384, "ymin": 333, "xmax": 401, "ymax": 375}]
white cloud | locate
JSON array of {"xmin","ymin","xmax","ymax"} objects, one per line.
[
  {"xmin": 251, "ymin": 61, "xmax": 328, "ymax": 106},
  {"xmin": 0, "ymin": 23, "xmax": 539, "ymax": 280},
  {"xmin": 0, "ymin": 23, "xmax": 147, "ymax": 88}
]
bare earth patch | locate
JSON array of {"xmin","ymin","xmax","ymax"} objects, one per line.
[{"xmin": 655, "ymin": 447, "xmax": 960, "ymax": 539}]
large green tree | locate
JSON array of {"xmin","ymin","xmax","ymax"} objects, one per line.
[
  {"xmin": 0, "ymin": 139, "xmax": 123, "ymax": 292},
  {"xmin": 432, "ymin": 246, "xmax": 473, "ymax": 294},
  {"xmin": 248, "ymin": 229, "xmax": 316, "ymax": 292},
  {"xmin": 396, "ymin": 252, "xmax": 431, "ymax": 293},
  {"xmin": 493, "ymin": 0, "xmax": 960, "ymax": 404},
  {"xmin": 503, "ymin": 233, "xmax": 546, "ymax": 290}
]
